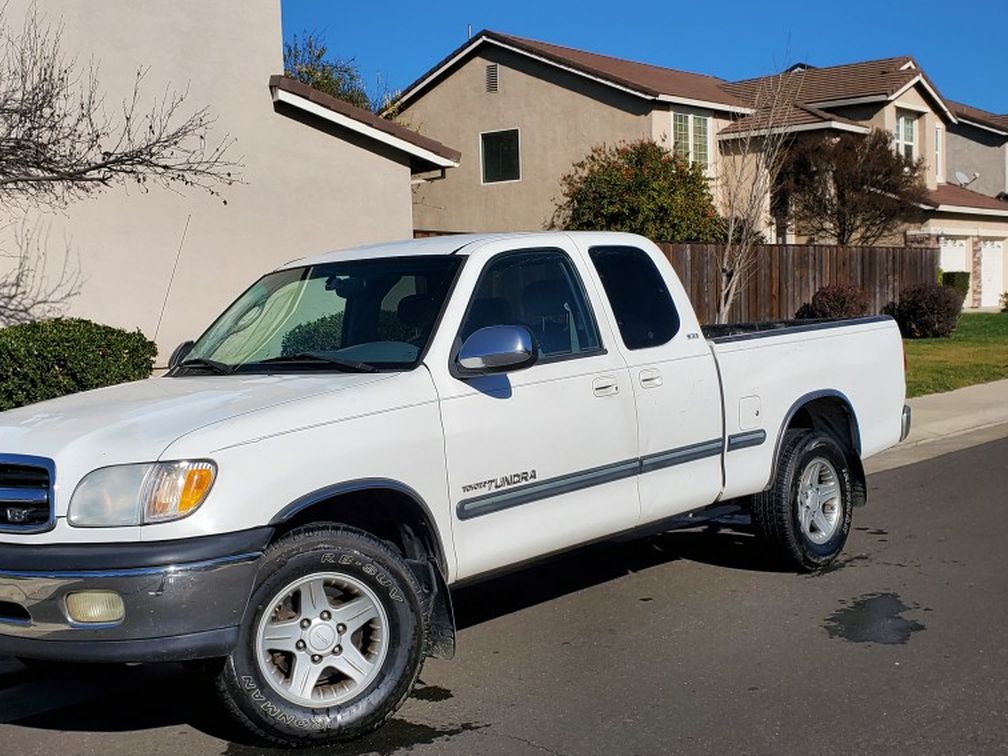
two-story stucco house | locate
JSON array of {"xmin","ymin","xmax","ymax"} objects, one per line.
[
  {"xmin": 394, "ymin": 30, "xmax": 1008, "ymax": 308},
  {"xmin": 2, "ymin": 1, "xmax": 459, "ymax": 359}
]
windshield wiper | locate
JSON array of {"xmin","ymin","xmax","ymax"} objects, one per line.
[
  {"xmin": 177, "ymin": 358, "xmax": 235, "ymax": 375},
  {"xmin": 249, "ymin": 353, "xmax": 380, "ymax": 373}
]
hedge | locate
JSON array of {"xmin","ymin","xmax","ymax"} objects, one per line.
[{"xmin": 0, "ymin": 318, "xmax": 157, "ymax": 411}]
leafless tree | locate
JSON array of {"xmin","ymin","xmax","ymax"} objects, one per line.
[
  {"xmin": 714, "ymin": 71, "xmax": 800, "ymax": 323},
  {"xmin": 0, "ymin": 5, "xmax": 241, "ymax": 324},
  {"xmin": 0, "ymin": 221, "xmax": 80, "ymax": 325}
]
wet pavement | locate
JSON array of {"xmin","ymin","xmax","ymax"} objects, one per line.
[{"xmin": 2, "ymin": 429, "xmax": 1007, "ymax": 755}]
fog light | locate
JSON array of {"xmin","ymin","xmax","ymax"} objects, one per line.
[{"xmin": 65, "ymin": 591, "xmax": 125, "ymax": 624}]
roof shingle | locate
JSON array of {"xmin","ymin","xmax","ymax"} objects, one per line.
[
  {"xmin": 486, "ymin": 31, "xmax": 745, "ymax": 108},
  {"xmin": 925, "ymin": 183, "xmax": 1008, "ymax": 212},
  {"xmin": 946, "ymin": 99, "xmax": 1008, "ymax": 134}
]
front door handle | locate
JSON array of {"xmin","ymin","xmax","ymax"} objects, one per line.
[
  {"xmin": 640, "ymin": 368, "xmax": 663, "ymax": 389},
  {"xmin": 592, "ymin": 376, "xmax": 619, "ymax": 397}
]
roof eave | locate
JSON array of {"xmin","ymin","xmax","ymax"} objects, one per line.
[
  {"xmin": 271, "ymin": 86, "xmax": 460, "ymax": 172},
  {"xmin": 717, "ymin": 121, "xmax": 871, "ymax": 140},
  {"xmin": 955, "ymin": 116, "xmax": 1008, "ymax": 137},
  {"xmin": 389, "ymin": 32, "xmax": 749, "ymax": 115},
  {"xmin": 888, "ymin": 75, "xmax": 958, "ymax": 124},
  {"xmin": 932, "ymin": 203, "xmax": 1008, "ymax": 218}
]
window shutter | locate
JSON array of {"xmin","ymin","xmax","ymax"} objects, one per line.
[{"xmin": 485, "ymin": 63, "xmax": 499, "ymax": 93}]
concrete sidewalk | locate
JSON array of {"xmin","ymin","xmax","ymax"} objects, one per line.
[
  {"xmin": 905, "ymin": 378, "xmax": 1008, "ymax": 445},
  {"xmin": 867, "ymin": 378, "xmax": 1008, "ymax": 473}
]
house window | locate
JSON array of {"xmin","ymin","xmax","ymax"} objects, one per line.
[
  {"xmin": 935, "ymin": 125, "xmax": 942, "ymax": 180},
  {"xmin": 672, "ymin": 112, "xmax": 710, "ymax": 169},
  {"xmin": 895, "ymin": 110, "xmax": 917, "ymax": 161},
  {"xmin": 481, "ymin": 129, "xmax": 520, "ymax": 183}
]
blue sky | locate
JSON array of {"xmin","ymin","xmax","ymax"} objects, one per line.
[{"xmin": 281, "ymin": 0, "xmax": 1007, "ymax": 114}]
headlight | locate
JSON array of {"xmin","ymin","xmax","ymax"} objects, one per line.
[{"xmin": 68, "ymin": 460, "xmax": 216, "ymax": 527}]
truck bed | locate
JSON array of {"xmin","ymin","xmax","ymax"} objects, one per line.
[{"xmin": 701, "ymin": 315, "xmax": 891, "ymax": 343}]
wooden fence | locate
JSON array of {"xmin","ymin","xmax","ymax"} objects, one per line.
[{"xmin": 657, "ymin": 243, "xmax": 939, "ymax": 324}]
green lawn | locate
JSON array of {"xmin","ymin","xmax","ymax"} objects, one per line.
[{"xmin": 904, "ymin": 313, "xmax": 1008, "ymax": 397}]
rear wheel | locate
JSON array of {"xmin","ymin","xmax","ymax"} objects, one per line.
[
  {"xmin": 215, "ymin": 525, "xmax": 426, "ymax": 747},
  {"xmin": 751, "ymin": 429, "xmax": 854, "ymax": 571}
]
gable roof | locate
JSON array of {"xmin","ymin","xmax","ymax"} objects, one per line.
[
  {"xmin": 924, "ymin": 183, "xmax": 1008, "ymax": 216},
  {"xmin": 723, "ymin": 55, "xmax": 956, "ymax": 125},
  {"xmin": 946, "ymin": 100, "xmax": 1008, "ymax": 136},
  {"xmin": 392, "ymin": 29, "xmax": 750, "ymax": 114},
  {"xmin": 269, "ymin": 76, "xmax": 460, "ymax": 173}
]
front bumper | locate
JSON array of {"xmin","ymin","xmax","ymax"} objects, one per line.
[{"xmin": 0, "ymin": 527, "xmax": 271, "ymax": 663}]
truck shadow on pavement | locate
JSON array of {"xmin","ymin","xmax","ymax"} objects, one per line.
[
  {"xmin": 0, "ymin": 527, "xmax": 784, "ymax": 752},
  {"xmin": 453, "ymin": 528, "xmax": 789, "ymax": 629}
]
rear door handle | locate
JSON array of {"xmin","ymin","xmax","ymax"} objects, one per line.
[
  {"xmin": 592, "ymin": 376, "xmax": 619, "ymax": 397},
  {"xmin": 639, "ymin": 369, "xmax": 663, "ymax": 389}
]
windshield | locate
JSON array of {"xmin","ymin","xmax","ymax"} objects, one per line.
[{"xmin": 179, "ymin": 255, "xmax": 464, "ymax": 373}]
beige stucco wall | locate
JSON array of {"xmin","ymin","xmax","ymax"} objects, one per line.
[
  {"xmin": 2, "ymin": 0, "xmax": 415, "ymax": 361},
  {"xmin": 403, "ymin": 46, "xmax": 654, "ymax": 232}
]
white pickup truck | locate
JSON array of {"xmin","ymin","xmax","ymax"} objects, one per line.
[{"xmin": 0, "ymin": 232, "xmax": 909, "ymax": 745}]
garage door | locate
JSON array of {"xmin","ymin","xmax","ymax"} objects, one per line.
[
  {"xmin": 939, "ymin": 237, "xmax": 969, "ymax": 272},
  {"xmin": 981, "ymin": 240, "xmax": 1004, "ymax": 308}
]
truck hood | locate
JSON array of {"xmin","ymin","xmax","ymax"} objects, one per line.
[{"xmin": 0, "ymin": 372, "xmax": 394, "ymax": 472}]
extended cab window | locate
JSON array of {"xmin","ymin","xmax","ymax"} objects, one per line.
[
  {"xmin": 460, "ymin": 249, "xmax": 601, "ymax": 359},
  {"xmin": 589, "ymin": 246, "xmax": 680, "ymax": 349}
]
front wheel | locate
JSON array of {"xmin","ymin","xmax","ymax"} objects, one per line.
[
  {"xmin": 215, "ymin": 525, "xmax": 427, "ymax": 747},
  {"xmin": 751, "ymin": 429, "xmax": 854, "ymax": 571}
]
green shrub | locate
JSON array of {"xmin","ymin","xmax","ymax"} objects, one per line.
[
  {"xmin": 1001, "ymin": 292, "xmax": 1008, "ymax": 313},
  {"xmin": 795, "ymin": 285, "xmax": 870, "ymax": 319},
  {"xmin": 940, "ymin": 271, "xmax": 971, "ymax": 301},
  {"xmin": 0, "ymin": 318, "xmax": 157, "ymax": 411},
  {"xmin": 550, "ymin": 139, "xmax": 725, "ymax": 242},
  {"xmin": 885, "ymin": 284, "xmax": 963, "ymax": 338}
]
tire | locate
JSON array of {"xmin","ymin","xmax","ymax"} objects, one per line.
[
  {"xmin": 215, "ymin": 525, "xmax": 427, "ymax": 747},
  {"xmin": 751, "ymin": 429, "xmax": 854, "ymax": 571}
]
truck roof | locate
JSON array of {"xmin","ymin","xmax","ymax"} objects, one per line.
[{"xmin": 281, "ymin": 231, "xmax": 651, "ymax": 268}]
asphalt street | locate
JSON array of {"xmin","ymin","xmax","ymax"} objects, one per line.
[{"xmin": 2, "ymin": 427, "xmax": 1007, "ymax": 755}]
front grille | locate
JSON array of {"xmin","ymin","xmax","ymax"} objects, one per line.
[{"xmin": 0, "ymin": 457, "xmax": 53, "ymax": 531}]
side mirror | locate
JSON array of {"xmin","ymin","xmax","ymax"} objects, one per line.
[
  {"xmin": 457, "ymin": 325, "xmax": 537, "ymax": 375},
  {"xmin": 168, "ymin": 340, "xmax": 194, "ymax": 370}
]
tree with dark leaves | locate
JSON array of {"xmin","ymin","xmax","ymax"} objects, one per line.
[{"xmin": 777, "ymin": 129, "xmax": 928, "ymax": 246}]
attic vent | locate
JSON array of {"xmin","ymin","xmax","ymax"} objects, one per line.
[{"xmin": 485, "ymin": 63, "xmax": 499, "ymax": 93}]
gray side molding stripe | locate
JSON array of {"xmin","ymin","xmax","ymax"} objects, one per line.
[
  {"xmin": 457, "ymin": 437, "xmax": 724, "ymax": 521},
  {"xmin": 457, "ymin": 458, "xmax": 640, "ymax": 521},
  {"xmin": 639, "ymin": 438, "xmax": 724, "ymax": 474},
  {"xmin": 726, "ymin": 429, "xmax": 767, "ymax": 452}
]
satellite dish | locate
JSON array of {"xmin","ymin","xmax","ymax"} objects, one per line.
[{"xmin": 954, "ymin": 171, "xmax": 971, "ymax": 186}]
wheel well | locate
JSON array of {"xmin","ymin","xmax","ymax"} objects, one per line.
[
  {"xmin": 271, "ymin": 486, "xmax": 446, "ymax": 575},
  {"xmin": 786, "ymin": 396, "xmax": 860, "ymax": 456},
  {"xmin": 783, "ymin": 395, "xmax": 867, "ymax": 506}
]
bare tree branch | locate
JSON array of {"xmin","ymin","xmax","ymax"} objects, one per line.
[
  {"xmin": 0, "ymin": 4, "xmax": 243, "ymax": 321},
  {"xmin": 0, "ymin": 221, "xmax": 80, "ymax": 325},
  {"xmin": 714, "ymin": 69, "xmax": 802, "ymax": 323}
]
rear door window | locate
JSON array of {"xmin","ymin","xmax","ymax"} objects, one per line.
[{"xmin": 589, "ymin": 246, "xmax": 680, "ymax": 350}]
